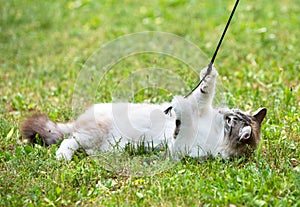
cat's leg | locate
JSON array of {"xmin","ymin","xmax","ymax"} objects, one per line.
[
  {"xmin": 56, "ymin": 136, "xmax": 80, "ymax": 161},
  {"xmin": 187, "ymin": 66, "xmax": 218, "ymax": 111},
  {"xmin": 170, "ymin": 67, "xmax": 218, "ymax": 157},
  {"xmin": 55, "ymin": 129, "xmax": 107, "ymax": 161},
  {"xmin": 171, "ymin": 96, "xmax": 197, "ymax": 156}
]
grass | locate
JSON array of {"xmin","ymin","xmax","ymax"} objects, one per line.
[{"xmin": 1, "ymin": 0, "xmax": 299, "ymax": 206}]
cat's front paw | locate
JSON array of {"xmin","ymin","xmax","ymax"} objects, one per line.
[
  {"xmin": 199, "ymin": 66, "xmax": 218, "ymax": 94},
  {"xmin": 200, "ymin": 81, "xmax": 209, "ymax": 94},
  {"xmin": 200, "ymin": 66, "xmax": 218, "ymax": 79}
]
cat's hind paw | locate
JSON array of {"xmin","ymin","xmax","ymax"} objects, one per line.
[
  {"xmin": 55, "ymin": 138, "xmax": 79, "ymax": 162},
  {"xmin": 56, "ymin": 150, "xmax": 73, "ymax": 162}
]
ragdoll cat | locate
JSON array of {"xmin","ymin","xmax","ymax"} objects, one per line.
[{"xmin": 21, "ymin": 67, "xmax": 267, "ymax": 161}]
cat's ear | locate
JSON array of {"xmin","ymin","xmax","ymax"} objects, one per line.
[
  {"xmin": 253, "ymin": 108, "xmax": 267, "ymax": 124},
  {"xmin": 239, "ymin": 126, "xmax": 251, "ymax": 141}
]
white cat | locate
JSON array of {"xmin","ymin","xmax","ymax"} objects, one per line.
[{"xmin": 21, "ymin": 67, "xmax": 267, "ymax": 161}]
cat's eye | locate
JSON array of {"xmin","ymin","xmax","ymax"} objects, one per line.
[
  {"xmin": 225, "ymin": 115, "xmax": 240, "ymax": 126},
  {"xmin": 226, "ymin": 117, "xmax": 230, "ymax": 123},
  {"xmin": 225, "ymin": 116, "xmax": 232, "ymax": 125}
]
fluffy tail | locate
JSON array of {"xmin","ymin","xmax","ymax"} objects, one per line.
[{"xmin": 20, "ymin": 114, "xmax": 74, "ymax": 145}]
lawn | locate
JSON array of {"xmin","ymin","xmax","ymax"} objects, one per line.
[{"xmin": 0, "ymin": 0, "xmax": 299, "ymax": 206}]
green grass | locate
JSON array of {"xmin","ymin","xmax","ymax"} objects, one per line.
[{"xmin": 1, "ymin": 0, "xmax": 299, "ymax": 206}]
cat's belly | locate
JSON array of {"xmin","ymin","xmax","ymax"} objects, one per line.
[{"xmin": 91, "ymin": 103, "xmax": 176, "ymax": 149}]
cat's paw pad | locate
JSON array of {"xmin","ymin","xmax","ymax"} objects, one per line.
[{"xmin": 200, "ymin": 81, "xmax": 209, "ymax": 94}]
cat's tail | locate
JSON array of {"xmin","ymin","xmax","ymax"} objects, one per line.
[{"xmin": 20, "ymin": 114, "xmax": 74, "ymax": 145}]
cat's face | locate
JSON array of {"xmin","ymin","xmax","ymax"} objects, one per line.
[{"xmin": 222, "ymin": 108, "xmax": 267, "ymax": 158}]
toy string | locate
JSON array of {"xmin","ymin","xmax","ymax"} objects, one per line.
[{"xmin": 164, "ymin": 0, "xmax": 240, "ymax": 115}]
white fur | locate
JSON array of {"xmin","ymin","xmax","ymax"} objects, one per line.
[{"xmin": 54, "ymin": 67, "xmax": 229, "ymax": 161}]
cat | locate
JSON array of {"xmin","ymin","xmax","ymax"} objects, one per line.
[{"xmin": 21, "ymin": 67, "xmax": 267, "ymax": 161}]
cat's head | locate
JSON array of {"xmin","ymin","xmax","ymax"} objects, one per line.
[{"xmin": 222, "ymin": 108, "xmax": 267, "ymax": 158}]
